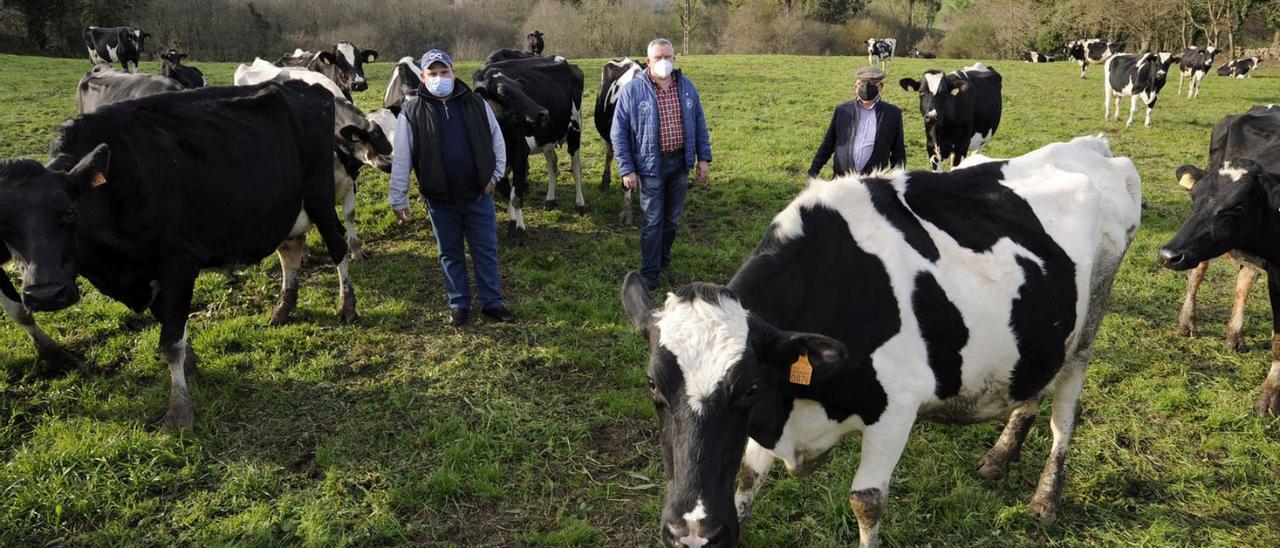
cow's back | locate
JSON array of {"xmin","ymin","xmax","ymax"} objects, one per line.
[
  {"xmin": 76, "ymin": 68, "xmax": 184, "ymax": 114},
  {"xmin": 1210, "ymin": 105, "xmax": 1280, "ymax": 171}
]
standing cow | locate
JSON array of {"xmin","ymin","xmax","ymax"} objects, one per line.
[
  {"xmin": 1159, "ymin": 104, "xmax": 1280, "ymax": 416},
  {"xmin": 1177, "ymin": 45, "xmax": 1219, "ymax": 99},
  {"xmin": 621, "ymin": 135, "xmax": 1141, "ymax": 547},
  {"xmin": 527, "ymin": 31, "xmax": 545, "ymax": 55},
  {"xmin": 473, "ymin": 53, "xmax": 585, "ymax": 242},
  {"xmin": 0, "ymin": 81, "xmax": 355, "ymax": 429},
  {"xmin": 1066, "ymin": 38, "xmax": 1124, "ymax": 78},
  {"xmin": 899, "ymin": 63, "xmax": 1003, "ymax": 171},
  {"xmin": 595, "ymin": 57, "xmax": 645, "ymax": 224},
  {"xmin": 160, "ymin": 49, "xmax": 206, "ymax": 89},
  {"xmin": 1104, "ymin": 52, "xmax": 1180, "ymax": 128},
  {"xmin": 76, "ymin": 65, "xmax": 184, "ymax": 114},
  {"xmin": 83, "ymin": 27, "xmax": 149, "ymax": 72},
  {"xmin": 866, "ymin": 38, "xmax": 897, "ymax": 70},
  {"xmin": 276, "ymin": 42, "xmax": 378, "ymax": 99}
]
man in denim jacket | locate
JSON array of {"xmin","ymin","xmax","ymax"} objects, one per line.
[{"xmin": 611, "ymin": 38, "xmax": 712, "ymax": 291}]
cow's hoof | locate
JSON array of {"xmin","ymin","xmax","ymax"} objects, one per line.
[
  {"xmin": 268, "ymin": 306, "xmax": 293, "ymax": 327},
  {"xmin": 1176, "ymin": 319, "xmax": 1195, "ymax": 337},
  {"xmin": 161, "ymin": 397, "xmax": 194, "ymax": 432},
  {"xmin": 506, "ymin": 222, "xmax": 528, "ymax": 246},
  {"xmin": 184, "ymin": 347, "xmax": 200, "ymax": 378},
  {"xmin": 1256, "ymin": 383, "xmax": 1280, "ymax": 417},
  {"xmin": 976, "ymin": 454, "xmax": 1008, "ymax": 481},
  {"xmin": 575, "ymin": 204, "xmax": 587, "ymax": 215},
  {"xmin": 619, "ymin": 211, "xmax": 633, "ymax": 226},
  {"xmin": 1029, "ymin": 496, "xmax": 1059, "ymax": 526},
  {"xmin": 349, "ymin": 247, "xmax": 369, "ymax": 262},
  {"xmin": 544, "ymin": 199, "xmax": 557, "ymax": 210},
  {"xmin": 36, "ymin": 343, "xmax": 80, "ymax": 373},
  {"xmin": 1226, "ymin": 332, "xmax": 1246, "ymax": 353},
  {"xmin": 338, "ymin": 294, "xmax": 358, "ymax": 324}
]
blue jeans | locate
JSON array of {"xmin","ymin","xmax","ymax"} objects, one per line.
[
  {"xmin": 426, "ymin": 194, "xmax": 504, "ymax": 310},
  {"xmin": 639, "ymin": 153, "xmax": 689, "ymax": 289}
]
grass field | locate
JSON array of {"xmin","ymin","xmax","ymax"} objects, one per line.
[{"xmin": 0, "ymin": 51, "xmax": 1278, "ymax": 546}]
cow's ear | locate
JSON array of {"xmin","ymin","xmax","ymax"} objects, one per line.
[
  {"xmin": 763, "ymin": 330, "xmax": 847, "ymax": 372},
  {"xmin": 621, "ymin": 271, "xmax": 655, "ymax": 340},
  {"xmin": 899, "ymin": 78, "xmax": 919, "ymax": 92},
  {"xmin": 950, "ymin": 80, "xmax": 969, "ymax": 95},
  {"xmin": 339, "ymin": 125, "xmax": 368, "ymax": 144},
  {"xmin": 1176, "ymin": 165, "xmax": 1205, "ymax": 190},
  {"xmin": 317, "ymin": 52, "xmax": 336, "ymax": 65},
  {"xmin": 65, "ymin": 143, "xmax": 110, "ymax": 198},
  {"xmin": 362, "ymin": 50, "xmax": 378, "ymax": 63}
]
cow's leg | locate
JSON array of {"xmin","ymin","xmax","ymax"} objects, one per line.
[
  {"xmin": 335, "ymin": 255, "xmax": 356, "ymax": 323},
  {"xmin": 1257, "ymin": 268, "xmax": 1280, "ymax": 416},
  {"xmin": 927, "ymin": 136, "xmax": 942, "ymax": 172},
  {"xmin": 0, "ymin": 280, "xmax": 77, "ymax": 370},
  {"xmin": 848, "ymin": 413, "xmax": 914, "ymax": 548},
  {"xmin": 600, "ymin": 147, "xmax": 614, "ymax": 192},
  {"xmin": 269, "ymin": 235, "xmax": 305, "ymax": 326},
  {"xmin": 507, "ymin": 185, "xmax": 528, "ymax": 245},
  {"xmin": 1225, "ymin": 261, "xmax": 1261, "ymax": 352},
  {"xmin": 507, "ymin": 156, "xmax": 530, "ymax": 244},
  {"xmin": 1177, "ymin": 261, "xmax": 1209, "ymax": 337},
  {"xmin": 1103, "ymin": 90, "xmax": 1111, "ymax": 121},
  {"xmin": 1079, "ymin": 61, "xmax": 1086, "ymax": 79},
  {"xmin": 1143, "ymin": 97, "xmax": 1155, "ymax": 128},
  {"xmin": 734, "ymin": 439, "xmax": 774, "ymax": 531},
  {"xmin": 152, "ymin": 268, "xmax": 198, "ymax": 430},
  {"xmin": 544, "ymin": 149, "xmax": 560, "ymax": 210},
  {"xmin": 620, "ymin": 187, "xmax": 634, "ymax": 225},
  {"xmin": 569, "ymin": 131, "xmax": 585, "ymax": 214},
  {"xmin": 1028, "ymin": 365, "xmax": 1086, "ymax": 525},
  {"xmin": 977, "ymin": 397, "xmax": 1041, "ymax": 480},
  {"xmin": 342, "ymin": 185, "xmax": 366, "ymax": 261},
  {"xmin": 1125, "ymin": 95, "xmax": 1139, "ymax": 127}
]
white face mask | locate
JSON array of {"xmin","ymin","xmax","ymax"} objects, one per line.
[{"xmin": 652, "ymin": 59, "xmax": 674, "ymax": 79}]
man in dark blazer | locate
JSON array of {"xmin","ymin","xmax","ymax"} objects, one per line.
[{"xmin": 808, "ymin": 66, "xmax": 906, "ymax": 178}]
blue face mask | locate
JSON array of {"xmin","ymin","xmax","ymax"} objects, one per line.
[{"xmin": 427, "ymin": 75, "xmax": 454, "ymax": 97}]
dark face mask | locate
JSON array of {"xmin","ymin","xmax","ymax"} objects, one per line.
[{"xmin": 859, "ymin": 83, "xmax": 880, "ymax": 101}]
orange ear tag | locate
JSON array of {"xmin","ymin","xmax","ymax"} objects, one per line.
[
  {"xmin": 789, "ymin": 353, "xmax": 812, "ymax": 386},
  {"xmin": 91, "ymin": 172, "xmax": 107, "ymax": 188}
]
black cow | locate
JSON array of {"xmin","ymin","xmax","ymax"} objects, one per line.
[
  {"xmin": 621, "ymin": 135, "xmax": 1140, "ymax": 547},
  {"xmin": 1159, "ymin": 104, "xmax": 1280, "ymax": 416},
  {"xmin": 83, "ymin": 26, "xmax": 149, "ymax": 72},
  {"xmin": 474, "ymin": 53, "xmax": 585, "ymax": 242},
  {"xmin": 907, "ymin": 47, "xmax": 936, "ymax": 59},
  {"xmin": 1066, "ymin": 38, "xmax": 1124, "ymax": 78},
  {"xmin": 595, "ymin": 57, "xmax": 645, "ymax": 224},
  {"xmin": 1022, "ymin": 51, "xmax": 1056, "ymax": 63},
  {"xmin": 0, "ymin": 81, "xmax": 355, "ymax": 429},
  {"xmin": 1218, "ymin": 57, "xmax": 1261, "ymax": 78},
  {"xmin": 76, "ymin": 64, "xmax": 184, "ymax": 114},
  {"xmin": 382, "ymin": 56, "xmax": 421, "ymax": 114},
  {"xmin": 1104, "ymin": 52, "xmax": 1180, "ymax": 128},
  {"xmin": 899, "ymin": 63, "xmax": 1003, "ymax": 171},
  {"xmin": 527, "ymin": 31, "xmax": 545, "ymax": 55},
  {"xmin": 866, "ymin": 38, "xmax": 897, "ymax": 70},
  {"xmin": 159, "ymin": 49, "xmax": 205, "ymax": 89},
  {"xmin": 277, "ymin": 42, "xmax": 378, "ymax": 99},
  {"xmin": 1177, "ymin": 45, "xmax": 1219, "ymax": 99}
]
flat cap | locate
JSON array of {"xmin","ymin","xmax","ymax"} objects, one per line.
[{"xmin": 855, "ymin": 66, "xmax": 886, "ymax": 81}]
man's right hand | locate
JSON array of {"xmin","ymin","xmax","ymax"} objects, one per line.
[
  {"xmin": 622, "ymin": 172, "xmax": 639, "ymax": 191},
  {"xmin": 394, "ymin": 208, "xmax": 411, "ymax": 222}
]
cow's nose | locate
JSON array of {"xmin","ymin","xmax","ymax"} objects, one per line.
[
  {"xmin": 662, "ymin": 523, "xmax": 727, "ymax": 548},
  {"xmin": 351, "ymin": 80, "xmax": 368, "ymax": 92},
  {"xmin": 22, "ymin": 283, "xmax": 80, "ymax": 312},
  {"xmin": 1157, "ymin": 247, "xmax": 1185, "ymax": 269},
  {"xmin": 925, "ymin": 110, "xmax": 938, "ymax": 120}
]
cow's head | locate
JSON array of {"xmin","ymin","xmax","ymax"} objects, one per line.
[
  {"xmin": 900, "ymin": 70, "xmax": 967, "ymax": 125},
  {"xmin": 1146, "ymin": 53, "xmax": 1181, "ymax": 92},
  {"xmin": 527, "ymin": 31, "xmax": 544, "ymax": 50},
  {"xmin": 334, "ymin": 99, "xmax": 393, "ymax": 173},
  {"xmin": 160, "ymin": 49, "xmax": 187, "ymax": 65},
  {"xmin": 1159, "ymin": 159, "xmax": 1279, "ymax": 270},
  {"xmin": 0, "ymin": 145, "xmax": 110, "ymax": 311},
  {"xmin": 383, "ymin": 58, "xmax": 421, "ymax": 113},
  {"xmin": 473, "ymin": 70, "xmax": 549, "ymax": 130},
  {"xmin": 130, "ymin": 28, "xmax": 150, "ymax": 51},
  {"xmin": 620, "ymin": 273, "xmax": 846, "ymax": 547},
  {"xmin": 333, "ymin": 41, "xmax": 377, "ymax": 93}
]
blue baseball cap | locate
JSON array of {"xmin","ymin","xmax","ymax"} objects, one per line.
[{"xmin": 420, "ymin": 49, "xmax": 453, "ymax": 70}]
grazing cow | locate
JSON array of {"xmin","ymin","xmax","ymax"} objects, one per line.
[
  {"xmin": 527, "ymin": 31, "xmax": 545, "ymax": 55},
  {"xmin": 899, "ymin": 63, "xmax": 1003, "ymax": 171},
  {"xmin": 907, "ymin": 48, "xmax": 936, "ymax": 59},
  {"xmin": 1158, "ymin": 104, "xmax": 1280, "ymax": 416},
  {"xmin": 1218, "ymin": 57, "xmax": 1261, "ymax": 78},
  {"xmin": 276, "ymin": 41, "xmax": 378, "ymax": 99},
  {"xmin": 1177, "ymin": 45, "xmax": 1218, "ymax": 99},
  {"xmin": 595, "ymin": 57, "xmax": 645, "ymax": 224},
  {"xmin": 235, "ymin": 58, "xmax": 394, "ymax": 265},
  {"xmin": 1104, "ymin": 52, "xmax": 1180, "ymax": 128},
  {"xmin": 76, "ymin": 64, "xmax": 184, "ymax": 114},
  {"xmin": 0, "ymin": 81, "xmax": 354, "ymax": 429},
  {"xmin": 473, "ymin": 53, "xmax": 585, "ymax": 242},
  {"xmin": 382, "ymin": 56, "xmax": 421, "ymax": 114},
  {"xmin": 1022, "ymin": 51, "xmax": 1056, "ymax": 63},
  {"xmin": 621, "ymin": 135, "xmax": 1141, "ymax": 547},
  {"xmin": 83, "ymin": 26, "xmax": 149, "ymax": 72},
  {"xmin": 1066, "ymin": 38, "xmax": 1124, "ymax": 78},
  {"xmin": 867, "ymin": 38, "xmax": 897, "ymax": 70},
  {"xmin": 159, "ymin": 49, "xmax": 205, "ymax": 89}
]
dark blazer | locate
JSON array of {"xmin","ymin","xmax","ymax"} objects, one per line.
[{"xmin": 809, "ymin": 99, "xmax": 906, "ymax": 178}]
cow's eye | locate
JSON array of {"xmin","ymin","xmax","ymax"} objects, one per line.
[
  {"xmin": 60, "ymin": 208, "xmax": 78, "ymax": 225},
  {"xmin": 1219, "ymin": 205, "xmax": 1247, "ymax": 217},
  {"xmin": 736, "ymin": 382, "xmax": 759, "ymax": 407}
]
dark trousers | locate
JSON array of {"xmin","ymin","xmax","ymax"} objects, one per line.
[
  {"xmin": 639, "ymin": 153, "xmax": 689, "ymax": 289},
  {"xmin": 426, "ymin": 194, "xmax": 504, "ymax": 310}
]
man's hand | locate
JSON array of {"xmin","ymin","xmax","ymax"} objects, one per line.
[
  {"xmin": 394, "ymin": 208, "xmax": 411, "ymax": 222},
  {"xmin": 622, "ymin": 172, "xmax": 639, "ymax": 191},
  {"xmin": 696, "ymin": 161, "xmax": 710, "ymax": 185}
]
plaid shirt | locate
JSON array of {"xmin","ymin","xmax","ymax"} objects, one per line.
[{"xmin": 652, "ymin": 75, "xmax": 684, "ymax": 153}]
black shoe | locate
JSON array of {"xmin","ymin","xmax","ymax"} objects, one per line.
[
  {"xmin": 450, "ymin": 308, "xmax": 469, "ymax": 326},
  {"xmin": 481, "ymin": 305, "xmax": 518, "ymax": 323}
]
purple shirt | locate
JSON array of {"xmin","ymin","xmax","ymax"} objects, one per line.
[{"xmin": 852, "ymin": 100, "xmax": 878, "ymax": 172}]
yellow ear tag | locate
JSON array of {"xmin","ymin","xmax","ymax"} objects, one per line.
[
  {"xmin": 789, "ymin": 353, "xmax": 812, "ymax": 386},
  {"xmin": 91, "ymin": 172, "xmax": 107, "ymax": 188}
]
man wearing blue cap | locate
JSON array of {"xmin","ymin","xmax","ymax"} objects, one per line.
[{"xmin": 388, "ymin": 49, "xmax": 517, "ymax": 326}]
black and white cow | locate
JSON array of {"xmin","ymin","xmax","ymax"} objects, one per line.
[
  {"xmin": 867, "ymin": 38, "xmax": 897, "ymax": 70},
  {"xmin": 1218, "ymin": 57, "xmax": 1261, "ymax": 78},
  {"xmin": 83, "ymin": 26, "xmax": 149, "ymax": 72},
  {"xmin": 899, "ymin": 63, "xmax": 1003, "ymax": 171},
  {"xmin": 0, "ymin": 81, "xmax": 354, "ymax": 429},
  {"xmin": 1022, "ymin": 51, "xmax": 1056, "ymax": 63},
  {"xmin": 621, "ymin": 135, "xmax": 1141, "ymax": 547},
  {"xmin": 473, "ymin": 53, "xmax": 585, "ymax": 242},
  {"xmin": 1159, "ymin": 104, "xmax": 1280, "ymax": 416},
  {"xmin": 159, "ymin": 49, "xmax": 206, "ymax": 89},
  {"xmin": 907, "ymin": 48, "xmax": 936, "ymax": 59},
  {"xmin": 1104, "ymin": 52, "xmax": 1180, "ymax": 128},
  {"xmin": 1066, "ymin": 38, "xmax": 1124, "ymax": 78},
  {"xmin": 1176, "ymin": 45, "xmax": 1218, "ymax": 99},
  {"xmin": 382, "ymin": 56, "xmax": 421, "ymax": 115},
  {"xmin": 527, "ymin": 31, "xmax": 545, "ymax": 55},
  {"xmin": 75, "ymin": 64, "xmax": 184, "ymax": 114},
  {"xmin": 276, "ymin": 42, "xmax": 378, "ymax": 99},
  {"xmin": 595, "ymin": 57, "xmax": 645, "ymax": 224}
]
